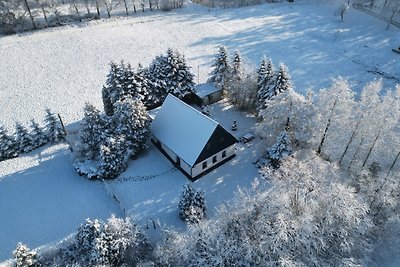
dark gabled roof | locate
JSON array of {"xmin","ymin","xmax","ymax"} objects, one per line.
[{"xmin": 195, "ymin": 125, "xmax": 237, "ymax": 165}]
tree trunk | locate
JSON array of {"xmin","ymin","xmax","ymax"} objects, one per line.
[
  {"xmin": 149, "ymin": 0, "xmax": 152, "ymax": 11},
  {"xmin": 85, "ymin": 3, "xmax": 91, "ymax": 17},
  {"xmin": 133, "ymin": 4, "xmax": 136, "ymax": 13},
  {"xmin": 141, "ymin": 3, "xmax": 145, "ymax": 12},
  {"xmin": 41, "ymin": 5, "xmax": 48, "ymax": 26},
  {"xmin": 73, "ymin": 1, "xmax": 82, "ymax": 22},
  {"xmin": 96, "ymin": 1, "xmax": 101, "ymax": 17},
  {"xmin": 123, "ymin": 0, "xmax": 129, "ymax": 15},
  {"xmin": 339, "ymin": 115, "xmax": 364, "ymax": 164},
  {"xmin": 24, "ymin": 0, "xmax": 37, "ymax": 29},
  {"xmin": 347, "ymin": 135, "xmax": 366, "ymax": 172},
  {"xmin": 317, "ymin": 99, "xmax": 338, "ymax": 155},
  {"xmin": 105, "ymin": 1, "xmax": 111, "ymax": 18},
  {"xmin": 362, "ymin": 129, "xmax": 381, "ymax": 168},
  {"xmin": 387, "ymin": 150, "xmax": 400, "ymax": 176}
]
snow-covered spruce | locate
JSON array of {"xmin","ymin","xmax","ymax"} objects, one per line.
[
  {"xmin": 178, "ymin": 184, "xmax": 206, "ymax": 224},
  {"xmin": 259, "ymin": 131, "xmax": 292, "ymax": 169},
  {"xmin": 75, "ymin": 98, "xmax": 150, "ymax": 179},
  {"xmin": 44, "ymin": 108, "xmax": 66, "ymax": 143},
  {"xmin": 257, "ymin": 56, "xmax": 275, "ymax": 109},
  {"xmin": 60, "ymin": 215, "xmax": 150, "ymax": 266},
  {"xmin": 0, "ymin": 124, "xmax": 17, "ymax": 161},
  {"xmin": 207, "ymin": 46, "xmax": 231, "ymax": 91},
  {"xmin": 29, "ymin": 119, "xmax": 46, "ymax": 150},
  {"xmin": 14, "ymin": 122, "xmax": 34, "ymax": 154},
  {"xmin": 13, "ymin": 242, "xmax": 39, "ymax": 267}
]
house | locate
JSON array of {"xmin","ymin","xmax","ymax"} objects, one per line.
[
  {"xmin": 150, "ymin": 94, "xmax": 237, "ymax": 180},
  {"xmin": 195, "ymin": 83, "xmax": 223, "ymax": 106}
]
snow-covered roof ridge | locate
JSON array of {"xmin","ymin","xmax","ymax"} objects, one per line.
[{"xmin": 150, "ymin": 94, "xmax": 219, "ymax": 166}]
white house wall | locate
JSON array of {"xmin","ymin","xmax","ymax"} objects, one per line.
[
  {"xmin": 192, "ymin": 144, "xmax": 236, "ymax": 177},
  {"xmin": 180, "ymin": 160, "xmax": 192, "ymax": 177},
  {"xmin": 161, "ymin": 143, "xmax": 178, "ymax": 163}
]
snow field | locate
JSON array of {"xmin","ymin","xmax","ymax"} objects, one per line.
[
  {"xmin": 0, "ymin": 1, "xmax": 399, "ymax": 131},
  {"xmin": 1, "ymin": 0, "xmax": 400, "ymax": 262}
]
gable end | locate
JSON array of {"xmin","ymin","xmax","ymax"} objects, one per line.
[{"xmin": 194, "ymin": 125, "xmax": 237, "ymax": 165}]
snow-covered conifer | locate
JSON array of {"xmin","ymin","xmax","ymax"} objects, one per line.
[
  {"xmin": 257, "ymin": 87, "xmax": 315, "ymax": 148},
  {"xmin": 178, "ymin": 185, "xmax": 206, "ymax": 223},
  {"xmin": 207, "ymin": 46, "xmax": 231, "ymax": 91},
  {"xmin": 13, "ymin": 242, "xmax": 39, "ymax": 267},
  {"xmin": 262, "ymin": 131, "xmax": 292, "ymax": 169},
  {"xmin": 14, "ymin": 122, "xmax": 33, "ymax": 153},
  {"xmin": 44, "ymin": 108, "xmax": 66, "ymax": 143},
  {"xmin": 78, "ymin": 103, "xmax": 105, "ymax": 160},
  {"xmin": 257, "ymin": 56, "xmax": 275, "ymax": 108},
  {"xmin": 270, "ymin": 63, "xmax": 292, "ymax": 98},
  {"xmin": 0, "ymin": 124, "xmax": 17, "ymax": 160},
  {"xmin": 111, "ymin": 98, "xmax": 150, "ymax": 158},
  {"xmin": 102, "ymin": 62, "xmax": 120, "ymax": 116},
  {"xmin": 98, "ymin": 136, "xmax": 129, "ymax": 179},
  {"xmin": 29, "ymin": 119, "xmax": 46, "ymax": 149}
]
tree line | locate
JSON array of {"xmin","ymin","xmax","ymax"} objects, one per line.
[
  {"xmin": 0, "ymin": 108, "xmax": 66, "ymax": 161},
  {"xmin": 0, "ymin": 0, "xmax": 184, "ymax": 34}
]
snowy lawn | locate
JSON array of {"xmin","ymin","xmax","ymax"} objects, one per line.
[
  {"xmin": 0, "ymin": 144, "xmax": 122, "ymax": 261},
  {"xmin": 1, "ymin": 0, "xmax": 400, "ymax": 262},
  {"xmin": 107, "ymin": 100, "xmax": 264, "ymax": 233},
  {"xmin": 0, "ymin": 1, "xmax": 399, "ymax": 131}
]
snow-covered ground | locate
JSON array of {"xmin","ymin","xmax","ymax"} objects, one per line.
[
  {"xmin": 0, "ymin": 1, "xmax": 399, "ymax": 131},
  {"xmin": 1, "ymin": 0, "xmax": 400, "ymax": 262},
  {"xmin": 0, "ymin": 144, "xmax": 122, "ymax": 262}
]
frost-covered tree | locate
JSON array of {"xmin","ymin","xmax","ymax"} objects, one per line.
[
  {"xmin": 29, "ymin": 119, "xmax": 46, "ymax": 149},
  {"xmin": 102, "ymin": 62, "xmax": 119, "ymax": 116},
  {"xmin": 261, "ymin": 131, "xmax": 292, "ymax": 169},
  {"xmin": 13, "ymin": 242, "xmax": 39, "ymax": 267},
  {"xmin": 98, "ymin": 135, "xmax": 128, "ymax": 179},
  {"xmin": 156, "ymin": 152, "xmax": 372, "ymax": 266},
  {"xmin": 147, "ymin": 48, "xmax": 196, "ymax": 101},
  {"xmin": 111, "ymin": 98, "xmax": 150, "ymax": 158},
  {"xmin": 270, "ymin": 63, "xmax": 292, "ymax": 99},
  {"xmin": 313, "ymin": 77, "xmax": 355, "ymax": 158},
  {"xmin": 257, "ymin": 56, "xmax": 275, "ymax": 109},
  {"xmin": 207, "ymin": 46, "xmax": 231, "ymax": 91},
  {"xmin": 44, "ymin": 108, "xmax": 66, "ymax": 143},
  {"xmin": 0, "ymin": 124, "xmax": 17, "ymax": 160},
  {"xmin": 178, "ymin": 184, "xmax": 206, "ymax": 224},
  {"xmin": 257, "ymin": 87, "xmax": 315, "ymax": 148},
  {"xmin": 226, "ymin": 50, "xmax": 243, "ymax": 104},
  {"xmin": 77, "ymin": 103, "xmax": 105, "ymax": 160},
  {"xmin": 14, "ymin": 122, "xmax": 33, "ymax": 153}
]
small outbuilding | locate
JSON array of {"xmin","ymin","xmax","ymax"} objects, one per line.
[
  {"xmin": 195, "ymin": 83, "xmax": 223, "ymax": 106},
  {"xmin": 150, "ymin": 94, "xmax": 237, "ymax": 180}
]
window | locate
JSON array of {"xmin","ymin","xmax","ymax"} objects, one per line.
[
  {"xmin": 202, "ymin": 161, "xmax": 207, "ymax": 169},
  {"xmin": 212, "ymin": 156, "xmax": 217, "ymax": 163},
  {"xmin": 222, "ymin": 150, "xmax": 226, "ymax": 158}
]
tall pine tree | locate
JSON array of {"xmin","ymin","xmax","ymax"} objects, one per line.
[
  {"xmin": 207, "ymin": 46, "xmax": 231, "ymax": 91},
  {"xmin": 257, "ymin": 56, "xmax": 275, "ymax": 109},
  {"xmin": 44, "ymin": 108, "xmax": 66, "ymax": 143},
  {"xmin": 0, "ymin": 124, "xmax": 17, "ymax": 160},
  {"xmin": 30, "ymin": 119, "xmax": 46, "ymax": 149},
  {"xmin": 270, "ymin": 63, "xmax": 292, "ymax": 99},
  {"xmin": 14, "ymin": 122, "xmax": 33, "ymax": 153}
]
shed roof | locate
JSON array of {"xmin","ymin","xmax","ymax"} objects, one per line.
[
  {"xmin": 195, "ymin": 83, "xmax": 222, "ymax": 98},
  {"xmin": 151, "ymin": 94, "xmax": 234, "ymax": 166}
]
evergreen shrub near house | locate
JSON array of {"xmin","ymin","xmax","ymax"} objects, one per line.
[{"xmin": 178, "ymin": 184, "xmax": 206, "ymax": 224}]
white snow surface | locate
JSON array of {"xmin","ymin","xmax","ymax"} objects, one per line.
[
  {"xmin": 195, "ymin": 83, "xmax": 221, "ymax": 98},
  {"xmin": 1, "ymin": 0, "xmax": 400, "ymax": 263},
  {"xmin": 151, "ymin": 94, "xmax": 218, "ymax": 166},
  {"xmin": 0, "ymin": 1, "xmax": 399, "ymax": 131}
]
